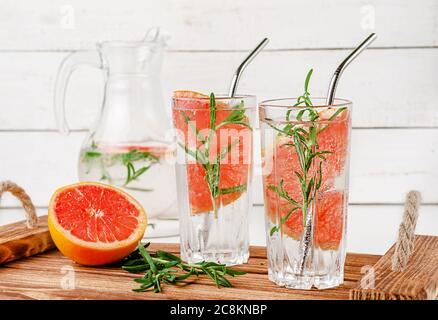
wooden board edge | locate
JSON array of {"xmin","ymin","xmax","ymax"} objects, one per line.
[
  {"xmin": 350, "ymin": 235, "xmax": 438, "ymax": 300},
  {"xmin": 349, "ymin": 288, "xmax": 427, "ymax": 300},
  {"xmin": 0, "ymin": 215, "xmax": 56, "ymax": 265}
]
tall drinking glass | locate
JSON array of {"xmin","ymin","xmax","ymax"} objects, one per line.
[
  {"xmin": 259, "ymin": 98, "xmax": 352, "ymax": 289},
  {"xmin": 172, "ymin": 93, "xmax": 256, "ymax": 265}
]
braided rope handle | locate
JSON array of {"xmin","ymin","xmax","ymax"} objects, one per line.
[
  {"xmin": 0, "ymin": 180, "xmax": 38, "ymax": 229},
  {"xmin": 391, "ymin": 190, "xmax": 422, "ymax": 272}
]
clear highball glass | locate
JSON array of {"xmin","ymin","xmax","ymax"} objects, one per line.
[
  {"xmin": 259, "ymin": 98, "xmax": 352, "ymax": 289},
  {"xmin": 172, "ymin": 94, "xmax": 256, "ymax": 265}
]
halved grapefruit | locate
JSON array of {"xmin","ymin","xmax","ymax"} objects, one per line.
[
  {"xmin": 48, "ymin": 182, "xmax": 147, "ymax": 266},
  {"xmin": 172, "ymin": 90, "xmax": 252, "ymax": 214}
]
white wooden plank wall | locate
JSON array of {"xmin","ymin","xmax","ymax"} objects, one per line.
[{"xmin": 1, "ymin": 0, "xmax": 437, "ymax": 254}]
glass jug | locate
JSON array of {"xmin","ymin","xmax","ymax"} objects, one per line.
[{"xmin": 54, "ymin": 34, "xmax": 178, "ymax": 236}]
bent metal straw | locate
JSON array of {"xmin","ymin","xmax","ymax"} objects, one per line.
[
  {"xmin": 326, "ymin": 33, "xmax": 377, "ymax": 105},
  {"xmin": 228, "ymin": 38, "xmax": 269, "ymax": 97},
  {"xmin": 299, "ymin": 33, "xmax": 377, "ymax": 274}
]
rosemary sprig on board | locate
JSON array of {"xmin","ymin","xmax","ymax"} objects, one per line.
[
  {"xmin": 121, "ymin": 242, "xmax": 246, "ymax": 293},
  {"xmin": 268, "ymin": 69, "xmax": 346, "ymax": 236},
  {"xmin": 178, "ymin": 93, "xmax": 251, "ymax": 217}
]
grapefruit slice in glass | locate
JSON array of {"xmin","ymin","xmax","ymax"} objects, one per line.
[
  {"xmin": 263, "ymin": 110, "xmax": 349, "ymax": 250},
  {"xmin": 173, "ymin": 90, "xmax": 251, "ymax": 214},
  {"xmin": 48, "ymin": 182, "xmax": 147, "ymax": 266}
]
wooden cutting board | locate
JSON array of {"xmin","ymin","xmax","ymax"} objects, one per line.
[
  {"xmin": 0, "ymin": 243, "xmax": 380, "ymax": 300},
  {"xmin": 351, "ymin": 235, "xmax": 438, "ymax": 300}
]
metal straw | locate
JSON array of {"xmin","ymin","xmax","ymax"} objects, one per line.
[
  {"xmin": 228, "ymin": 38, "xmax": 269, "ymax": 97},
  {"xmin": 326, "ymin": 33, "xmax": 377, "ymax": 105},
  {"xmin": 297, "ymin": 33, "xmax": 377, "ymax": 275}
]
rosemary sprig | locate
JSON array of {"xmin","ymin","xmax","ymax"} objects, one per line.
[
  {"xmin": 84, "ymin": 150, "xmax": 102, "ymax": 159},
  {"xmin": 83, "ymin": 148, "xmax": 159, "ymax": 188},
  {"xmin": 121, "ymin": 242, "xmax": 246, "ymax": 293},
  {"xmin": 179, "ymin": 93, "xmax": 252, "ymax": 218},
  {"xmin": 113, "ymin": 149, "xmax": 159, "ymax": 186},
  {"xmin": 268, "ymin": 69, "xmax": 346, "ymax": 235},
  {"xmin": 220, "ymin": 184, "xmax": 247, "ymax": 195},
  {"xmin": 285, "ymin": 68, "xmax": 314, "ymax": 121}
]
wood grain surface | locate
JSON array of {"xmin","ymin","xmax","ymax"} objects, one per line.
[
  {"xmin": 0, "ymin": 215, "xmax": 55, "ymax": 265},
  {"xmin": 0, "ymin": 243, "xmax": 380, "ymax": 300},
  {"xmin": 350, "ymin": 235, "xmax": 438, "ymax": 300}
]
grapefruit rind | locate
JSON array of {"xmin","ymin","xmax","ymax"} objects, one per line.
[{"xmin": 172, "ymin": 90, "xmax": 209, "ymax": 99}]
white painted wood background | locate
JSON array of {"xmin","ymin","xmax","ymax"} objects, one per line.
[{"xmin": 1, "ymin": 0, "xmax": 437, "ymax": 254}]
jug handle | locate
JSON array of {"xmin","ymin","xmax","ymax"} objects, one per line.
[{"xmin": 54, "ymin": 51, "xmax": 103, "ymax": 135}]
